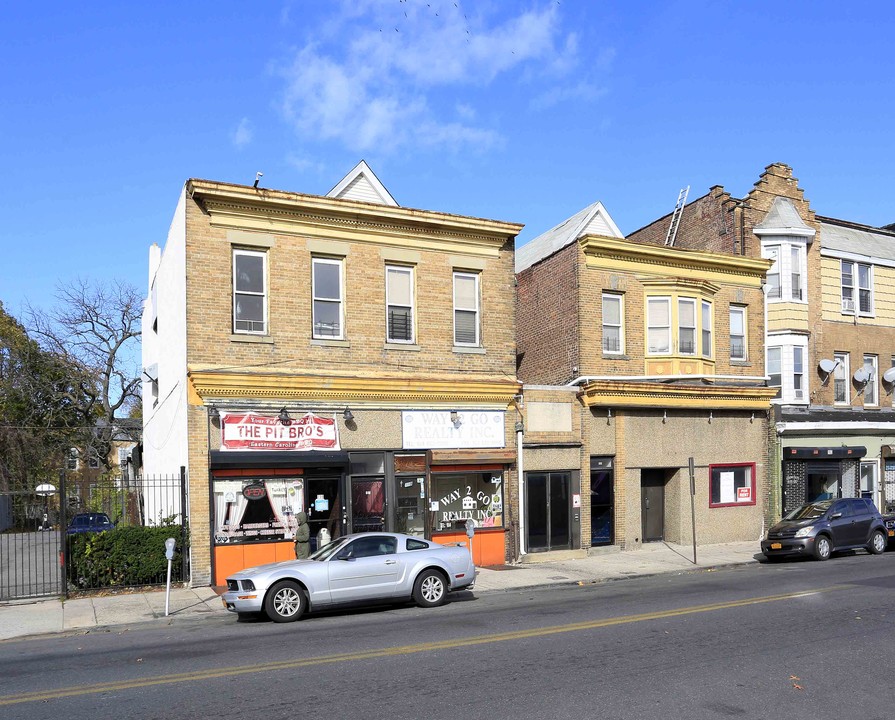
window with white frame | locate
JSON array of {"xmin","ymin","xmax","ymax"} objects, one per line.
[
  {"xmin": 701, "ymin": 301, "xmax": 712, "ymax": 357},
  {"xmin": 386, "ymin": 265, "xmax": 414, "ymax": 343},
  {"xmin": 729, "ymin": 306, "xmax": 747, "ymax": 361},
  {"xmin": 67, "ymin": 448, "xmax": 79, "ymax": 471},
  {"xmin": 678, "ymin": 298, "xmax": 696, "ymax": 355},
  {"xmin": 647, "ymin": 297, "xmax": 671, "ymax": 354},
  {"xmin": 312, "ymin": 257, "xmax": 344, "ymax": 339},
  {"xmin": 860, "ymin": 460, "xmax": 878, "ymax": 499},
  {"xmin": 762, "ymin": 240, "xmax": 807, "ymax": 302},
  {"xmin": 233, "ymin": 249, "xmax": 267, "ymax": 334},
  {"xmin": 767, "ymin": 337, "xmax": 809, "ymax": 403},
  {"xmin": 767, "ymin": 347, "xmax": 782, "ymax": 399},
  {"xmin": 453, "ymin": 271, "xmax": 480, "ymax": 346},
  {"xmin": 840, "ymin": 260, "xmax": 873, "ymax": 315},
  {"xmin": 602, "ymin": 293, "xmax": 623, "ymax": 354},
  {"xmin": 88, "ymin": 450, "xmax": 100, "ymax": 469},
  {"xmin": 863, "ymin": 354, "xmax": 878, "ymax": 406},
  {"xmin": 833, "ymin": 352, "xmax": 850, "ymax": 405}
]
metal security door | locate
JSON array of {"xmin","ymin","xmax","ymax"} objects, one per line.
[{"xmin": 641, "ymin": 470, "xmax": 665, "ymax": 542}]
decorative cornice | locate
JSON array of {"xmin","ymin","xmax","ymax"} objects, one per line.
[
  {"xmin": 187, "ymin": 180, "xmax": 523, "ymax": 258},
  {"xmin": 578, "ymin": 379, "xmax": 777, "ymax": 410},
  {"xmin": 580, "ymin": 235, "xmax": 772, "ymax": 287},
  {"xmin": 187, "ymin": 368, "xmax": 521, "ymax": 407}
]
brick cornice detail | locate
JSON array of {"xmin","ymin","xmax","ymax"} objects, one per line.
[
  {"xmin": 187, "ymin": 180, "xmax": 522, "ymax": 257},
  {"xmin": 578, "ymin": 379, "xmax": 777, "ymax": 410},
  {"xmin": 187, "ymin": 368, "xmax": 521, "ymax": 406}
]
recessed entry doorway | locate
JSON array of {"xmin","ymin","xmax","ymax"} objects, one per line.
[
  {"xmin": 641, "ymin": 469, "xmax": 668, "ymax": 542},
  {"xmin": 526, "ymin": 471, "xmax": 571, "ymax": 552}
]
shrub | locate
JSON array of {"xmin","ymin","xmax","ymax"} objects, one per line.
[{"xmin": 66, "ymin": 525, "xmax": 189, "ymax": 590}]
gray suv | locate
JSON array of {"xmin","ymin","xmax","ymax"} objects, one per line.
[{"xmin": 761, "ymin": 498, "xmax": 887, "ymax": 561}]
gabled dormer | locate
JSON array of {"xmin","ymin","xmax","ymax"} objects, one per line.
[{"xmin": 326, "ymin": 159, "xmax": 398, "ymax": 206}]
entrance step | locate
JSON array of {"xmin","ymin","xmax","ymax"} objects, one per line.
[{"xmin": 521, "ymin": 549, "xmax": 588, "ymax": 564}]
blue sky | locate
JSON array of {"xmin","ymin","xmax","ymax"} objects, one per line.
[{"xmin": 2, "ymin": 1, "xmax": 893, "ymax": 318}]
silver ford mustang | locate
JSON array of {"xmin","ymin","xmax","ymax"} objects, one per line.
[{"xmin": 222, "ymin": 532, "xmax": 476, "ymax": 622}]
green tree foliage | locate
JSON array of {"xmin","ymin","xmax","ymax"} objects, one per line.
[{"xmin": 0, "ymin": 301, "xmax": 88, "ymax": 491}]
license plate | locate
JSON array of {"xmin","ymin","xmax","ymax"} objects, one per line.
[{"xmin": 770, "ymin": 542, "xmax": 782, "ymax": 550}]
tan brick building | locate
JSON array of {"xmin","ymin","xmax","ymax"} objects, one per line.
[
  {"xmin": 629, "ymin": 163, "xmax": 895, "ymax": 519},
  {"xmin": 143, "ymin": 162, "xmax": 523, "ymax": 585},
  {"xmin": 516, "ymin": 202, "xmax": 776, "ymax": 557}
]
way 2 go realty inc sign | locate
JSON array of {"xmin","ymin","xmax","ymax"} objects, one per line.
[{"xmin": 221, "ymin": 412, "xmax": 340, "ymax": 451}]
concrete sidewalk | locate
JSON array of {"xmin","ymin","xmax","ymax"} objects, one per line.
[{"xmin": 0, "ymin": 540, "xmax": 762, "ymax": 642}]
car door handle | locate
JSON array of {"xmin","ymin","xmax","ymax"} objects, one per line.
[{"xmin": 385, "ymin": 560, "xmax": 397, "ymax": 565}]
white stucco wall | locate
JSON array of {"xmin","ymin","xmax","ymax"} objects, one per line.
[{"xmin": 142, "ymin": 186, "xmax": 189, "ymax": 487}]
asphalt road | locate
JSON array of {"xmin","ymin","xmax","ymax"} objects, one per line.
[{"xmin": 2, "ymin": 552, "xmax": 895, "ymax": 720}]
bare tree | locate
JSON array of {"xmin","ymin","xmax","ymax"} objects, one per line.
[{"xmin": 27, "ymin": 279, "xmax": 142, "ymax": 472}]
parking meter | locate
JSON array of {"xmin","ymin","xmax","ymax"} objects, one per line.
[
  {"xmin": 164, "ymin": 537, "xmax": 176, "ymax": 560},
  {"xmin": 164, "ymin": 538, "xmax": 176, "ymax": 616},
  {"xmin": 465, "ymin": 519, "xmax": 475, "ymax": 538}
]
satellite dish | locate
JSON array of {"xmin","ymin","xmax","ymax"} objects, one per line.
[
  {"xmin": 818, "ymin": 358, "xmax": 837, "ymax": 374},
  {"xmin": 883, "ymin": 368, "xmax": 895, "ymax": 384},
  {"xmin": 853, "ymin": 369, "xmax": 869, "ymax": 385}
]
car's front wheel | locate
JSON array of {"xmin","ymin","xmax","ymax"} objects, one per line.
[
  {"xmin": 413, "ymin": 569, "xmax": 447, "ymax": 608},
  {"xmin": 867, "ymin": 530, "xmax": 887, "ymax": 555},
  {"xmin": 264, "ymin": 580, "xmax": 305, "ymax": 622},
  {"xmin": 814, "ymin": 535, "xmax": 832, "ymax": 561}
]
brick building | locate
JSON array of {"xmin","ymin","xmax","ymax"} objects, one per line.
[
  {"xmin": 516, "ymin": 202, "xmax": 776, "ymax": 556},
  {"xmin": 629, "ymin": 163, "xmax": 895, "ymax": 518},
  {"xmin": 142, "ymin": 162, "xmax": 523, "ymax": 585}
]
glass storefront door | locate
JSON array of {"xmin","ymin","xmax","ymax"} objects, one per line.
[
  {"xmin": 396, "ymin": 476, "xmax": 426, "ymax": 536},
  {"xmin": 350, "ymin": 477, "xmax": 384, "ymax": 533},
  {"xmin": 590, "ymin": 457, "xmax": 614, "ymax": 547},
  {"xmin": 526, "ymin": 472, "xmax": 571, "ymax": 552}
]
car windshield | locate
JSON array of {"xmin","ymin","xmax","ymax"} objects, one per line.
[
  {"xmin": 309, "ymin": 536, "xmax": 352, "ymax": 561},
  {"xmin": 783, "ymin": 501, "xmax": 833, "ymax": 521}
]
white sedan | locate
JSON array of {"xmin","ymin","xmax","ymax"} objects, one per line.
[{"xmin": 222, "ymin": 532, "xmax": 476, "ymax": 622}]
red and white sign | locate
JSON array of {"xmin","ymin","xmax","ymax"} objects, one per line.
[
  {"xmin": 221, "ymin": 412, "xmax": 340, "ymax": 451},
  {"xmin": 737, "ymin": 486, "xmax": 752, "ymax": 501}
]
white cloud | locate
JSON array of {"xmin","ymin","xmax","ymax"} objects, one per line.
[
  {"xmin": 273, "ymin": 1, "xmax": 601, "ymax": 155},
  {"xmin": 231, "ymin": 117, "xmax": 253, "ymax": 149}
]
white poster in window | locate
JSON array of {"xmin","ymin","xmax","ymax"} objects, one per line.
[{"xmin": 720, "ymin": 472, "xmax": 736, "ymax": 504}]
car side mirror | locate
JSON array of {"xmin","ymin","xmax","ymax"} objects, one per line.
[
  {"xmin": 336, "ymin": 551, "xmax": 354, "ymax": 562},
  {"xmin": 830, "ymin": 512, "xmax": 842, "ymax": 519}
]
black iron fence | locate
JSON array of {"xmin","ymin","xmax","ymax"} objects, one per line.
[{"xmin": 0, "ymin": 470, "xmax": 190, "ymax": 600}]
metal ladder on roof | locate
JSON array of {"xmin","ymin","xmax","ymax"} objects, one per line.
[{"xmin": 664, "ymin": 185, "xmax": 690, "ymax": 247}]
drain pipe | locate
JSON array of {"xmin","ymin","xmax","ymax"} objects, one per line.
[{"xmin": 516, "ymin": 419, "xmax": 525, "ymax": 560}]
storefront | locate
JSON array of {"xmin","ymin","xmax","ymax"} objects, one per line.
[
  {"xmin": 781, "ymin": 445, "xmax": 869, "ymax": 514},
  {"xmin": 207, "ymin": 408, "xmax": 516, "ymax": 584}
]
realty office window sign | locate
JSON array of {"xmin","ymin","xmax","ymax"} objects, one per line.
[
  {"xmin": 402, "ymin": 410, "xmax": 505, "ymax": 450},
  {"xmin": 221, "ymin": 412, "xmax": 340, "ymax": 451}
]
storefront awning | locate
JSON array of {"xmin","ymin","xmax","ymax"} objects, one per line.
[{"xmin": 209, "ymin": 450, "xmax": 349, "ymax": 470}]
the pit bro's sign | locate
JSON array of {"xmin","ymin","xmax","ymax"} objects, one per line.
[{"xmin": 221, "ymin": 412, "xmax": 340, "ymax": 451}]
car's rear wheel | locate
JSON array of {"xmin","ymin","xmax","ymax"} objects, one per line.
[
  {"xmin": 814, "ymin": 535, "xmax": 831, "ymax": 561},
  {"xmin": 413, "ymin": 569, "xmax": 447, "ymax": 608},
  {"xmin": 868, "ymin": 530, "xmax": 887, "ymax": 555},
  {"xmin": 264, "ymin": 580, "xmax": 305, "ymax": 622}
]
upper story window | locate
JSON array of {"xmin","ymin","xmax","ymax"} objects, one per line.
[
  {"xmin": 87, "ymin": 450, "xmax": 100, "ymax": 469},
  {"xmin": 602, "ymin": 293, "xmax": 624, "ymax": 354},
  {"xmin": 647, "ymin": 297, "xmax": 671, "ymax": 354},
  {"xmin": 233, "ymin": 249, "xmax": 267, "ymax": 334},
  {"xmin": 647, "ymin": 295, "xmax": 713, "ymax": 358},
  {"xmin": 67, "ymin": 448, "xmax": 79, "ymax": 471},
  {"xmin": 453, "ymin": 271, "xmax": 480, "ymax": 346},
  {"xmin": 767, "ymin": 337, "xmax": 809, "ymax": 404},
  {"xmin": 841, "ymin": 260, "xmax": 873, "ymax": 315},
  {"xmin": 386, "ymin": 265, "xmax": 414, "ymax": 343},
  {"xmin": 863, "ymin": 354, "xmax": 878, "ymax": 406},
  {"xmin": 833, "ymin": 352, "xmax": 850, "ymax": 405},
  {"xmin": 762, "ymin": 240, "xmax": 807, "ymax": 302},
  {"xmin": 729, "ymin": 306, "xmax": 747, "ymax": 361},
  {"xmin": 312, "ymin": 257, "xmax": 344, "ymax": 339}
]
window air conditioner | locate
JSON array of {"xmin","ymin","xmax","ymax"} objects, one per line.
[{"xmin": 842, "ymin": 298, "xmax": 855, "ymax": 313}]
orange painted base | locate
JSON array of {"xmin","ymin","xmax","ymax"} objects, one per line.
[
  {"xmin": 214, "ymin": 542, "xmax": 294, "ymax": 586},
  {"xmin": 434, "ymin": 529, "xmax": 506, "ymax": 566}
]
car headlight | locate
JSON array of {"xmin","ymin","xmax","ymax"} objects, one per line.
[
  {"xmin": 242, "ymin": 580, "xmax": 255, "ymax": 591},
  {"xmin": 794, "ymin": 526, "xmax": 814, "ymax": 538}
]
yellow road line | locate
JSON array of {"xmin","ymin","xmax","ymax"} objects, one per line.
[{"xmin": 0, "ymin": 585, "xmax": 845, "ymax": 706}]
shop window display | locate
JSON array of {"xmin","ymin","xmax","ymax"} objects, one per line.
[
  {"xmin": 430, "ymin": 472, "xmax": 503, "ymax": 532},
  {"xmin": 213, "ymin": 478, "xmax": 303, "ymax": 544}
]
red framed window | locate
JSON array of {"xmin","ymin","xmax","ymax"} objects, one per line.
[{"xmin": 709, "ymin": 462, "xmax": 756, "ymax": 508}]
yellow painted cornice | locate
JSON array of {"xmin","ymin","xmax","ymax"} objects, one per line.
[
  {"xmin": 640, "ymin": 277, "xmax": 721, "ymax": 294},
  {"xmin": 187, "ymin": 179, "xmax": 523, "ymax": 258},
  {"xmin": 187, "ymin": 367, "xmax": 521, "ymax": 407},
  {"xmin": 578, "ymin": 379, "xmax": 777, "ymax": 410},
  {"xmin": 580, "ymin": 235, "xmax": 772, "ymax": 287}
]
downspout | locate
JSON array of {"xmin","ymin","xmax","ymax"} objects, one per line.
[{"xmin": 515, "ymin": 412, "xmax": 525, "ymax": 561}]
